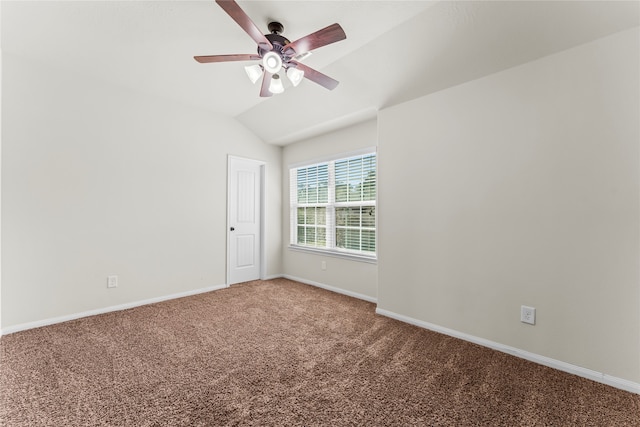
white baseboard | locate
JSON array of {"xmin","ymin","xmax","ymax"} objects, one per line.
[
  {"xmin": 376, "ymin": 308, "xmax": 640, "ymax": 395},
  {"xmin": 1, "ymin": 283, "xmax": 228, "ymax": 336},
  {"xmin": 282, "ymin": 274, "xmax": 377, "ymax": 303}
]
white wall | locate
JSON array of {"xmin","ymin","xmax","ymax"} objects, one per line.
[
  {"xmin": 378, "ymin": 28, "xmax": 639, "ymax": 383},
  {"xmin": 0, "ymin": 2, "xmax": 3, "ymax": 332},
  {"xmin": 1, "ymin": 54, "xmax": 281, "ymax": 329},
  {"xmin": 282, "ymin": 119, "xmax": 378, "ymax": 300}
]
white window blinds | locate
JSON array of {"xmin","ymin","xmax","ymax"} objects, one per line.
[{"xmin": 290, "ymin": 152, "xmax": 376, "ymax": 257}]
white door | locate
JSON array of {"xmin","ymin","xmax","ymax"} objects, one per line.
[{"xmin": 228, "ymin": 157, "xmax": 262, "ymax": 285}]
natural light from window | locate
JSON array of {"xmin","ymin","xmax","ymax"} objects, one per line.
[{"xmin": 289, "ymin": 151, "xmax": 376, "ymax": 261}]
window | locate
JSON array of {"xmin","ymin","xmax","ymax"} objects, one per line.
[{"xmin": 290, "ymin": 151, "xmax": 376, "ymax": 259}]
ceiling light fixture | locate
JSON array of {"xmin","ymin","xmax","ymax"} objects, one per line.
[
  {"xmin": 286, "ymin": 67, "xmax": 304, "ymax": 87},
  {"xmin": 244, "ymin": 64, "xmax": 263, "ymax": 84},
  {"xmin": 262, "ymin": 51, "xmax": 282, "ymax": 74},
  {"xmin": 268, "ymin": 74, "xmax": 285, "ymax": 94},
  {"xmin": 194, "ymin": 1, "xmax": 347, "ymax": 98}
]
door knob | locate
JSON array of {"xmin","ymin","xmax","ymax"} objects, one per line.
[{"xmin": 230, "ymin": 227, "xmax": 235, "ymax": 231}]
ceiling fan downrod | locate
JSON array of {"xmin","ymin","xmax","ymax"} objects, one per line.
[
  {"xmin": 259, "ymin": 21, "xmax": 292, "ymax": 62},
  {"xmin": 268, "ymin": 21, "xmax": 284, "ymax": 35}
]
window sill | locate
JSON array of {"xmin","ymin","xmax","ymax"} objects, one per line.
[{"xmin": 288, "ymin": 245, "xmax": 378, "ymax": 264}]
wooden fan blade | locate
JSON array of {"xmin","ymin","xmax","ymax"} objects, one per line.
[
  {"xmin": 215, "ymin": 0, "xmax": 273, "ymax": 51},
  {"xmin": 283, "ymin": 23, "xmax": 346, "ymax": 55},
  {"xmin": 260, "ymin": 72, "xmax": 273, "ymax": 97},
  {"xmin": 289, "ymin": 61, "xmax": 339, "ymax": 90},
  {"xmin": 194, "ymin": 54, "xmax": 260, "ymax": 63}
]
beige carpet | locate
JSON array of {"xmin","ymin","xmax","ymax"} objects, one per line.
[{"xmin": 0, "ymin": 278, "xmax": 638, "ymax": 426}]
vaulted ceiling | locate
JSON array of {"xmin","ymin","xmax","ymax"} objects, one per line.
[{"xmin": 3, "ymin": 1, "xmax": 638, "ymax": 145}]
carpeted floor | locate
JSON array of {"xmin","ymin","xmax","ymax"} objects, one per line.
[{"xmin": 0, "ymin": 278, "xmax": 638, "ymax": 426}]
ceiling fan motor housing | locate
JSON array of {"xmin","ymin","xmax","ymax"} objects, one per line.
[{"xmin": 258, "ymin": 22, "xmax": 293, "ymax": 63}]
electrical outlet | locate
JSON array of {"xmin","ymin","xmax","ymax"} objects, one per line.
[
  {"xmin": 521, "ymin": 305, "xmax": 535, "ymax": 325},
  {"xmin": 107, "ymin": 275, "xmax": 118, "ymax": 288},
  {"xmin": 321, "ymin": 261, "xmax": 326, "ymax": 271}
]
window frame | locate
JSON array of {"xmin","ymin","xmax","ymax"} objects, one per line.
[{"xmin": 289, "ymin": 149, "xmax": 377, "ymax": 263}]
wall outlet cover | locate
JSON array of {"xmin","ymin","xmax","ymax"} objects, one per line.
[
  {"xmin": 107, "ymin": 275, "xmax": 118, "ymax": 288},
  {"xmin": 521, "ymin": 305, "xmax": 536, "ymax": 325}
]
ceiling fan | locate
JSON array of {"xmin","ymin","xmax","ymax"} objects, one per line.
[{"xmin": 194, "ymin": 0, "xmax": 347, "ymax": 97}]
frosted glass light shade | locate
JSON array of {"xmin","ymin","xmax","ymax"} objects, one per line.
[
  {"xmin": 286, "ymin": 67, "xmax": 304, "ymax": 87},
  {"xmin": 262, "ymin": 52, "xmax": 282, "ymax": 74},
  {"xmin": 269, "ymin": 74, "xmax": 284, "ymax": 94},
  {"xmin": 244, "ymin": 64, "xmax": 263, "ymax": 84}
]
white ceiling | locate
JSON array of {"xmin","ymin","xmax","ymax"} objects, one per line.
[{"xmin": 2, "ymin": 1, "xmax": 639, "ymax": 145}]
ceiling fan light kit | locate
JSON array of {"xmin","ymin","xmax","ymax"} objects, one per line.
[
  {"xmin": 286, "ymin": 67, "xmax": 304, "ymax": 87},
  {"xmin": 269, "ymin": 74, "xmax": 285, "ymax": 94},
  {"xmin": 194, "ymin": 0, "xmax": 346, "ymax": 97},
  {"xmin": 262, "ymin": 51, "xmax": 282, "ymax": 74},
  {"xmin": 244, "ymin": 64, "xmax": 263, "ymax": 84}
]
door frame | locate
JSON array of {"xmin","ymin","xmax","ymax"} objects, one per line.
[{"xmin": 226, "ymin": 155, "xmax": 266, "ymax": 286}]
